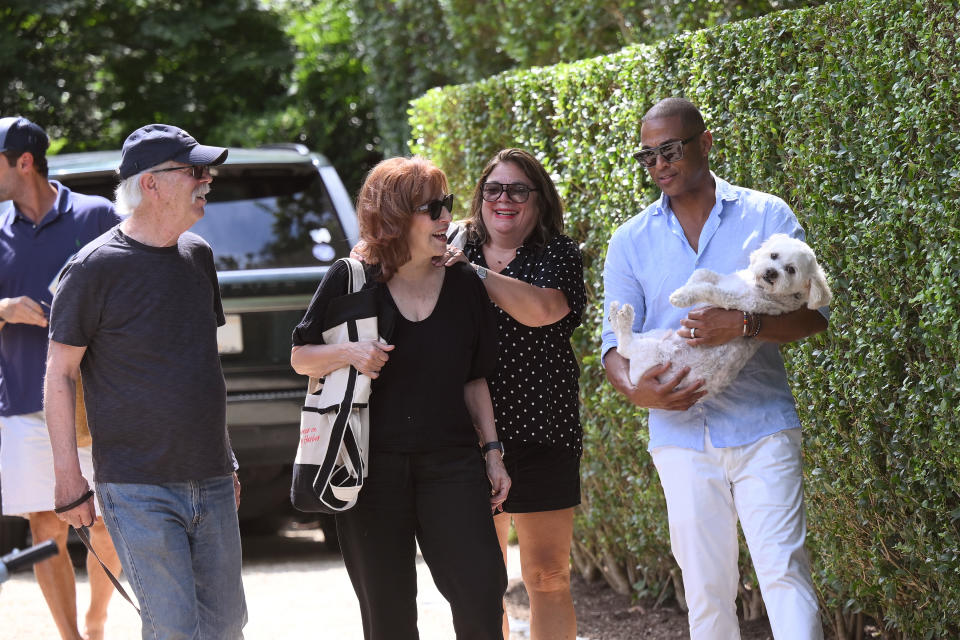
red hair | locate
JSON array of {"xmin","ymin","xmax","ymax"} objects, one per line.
[{"xmin": 354, "ymin": 156, "xmax": 448, "ymax": 280}]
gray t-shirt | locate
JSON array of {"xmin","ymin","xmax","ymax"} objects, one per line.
[{"xmin": 50, "ymin": 227, "xmax": 233, "ymax": 484}]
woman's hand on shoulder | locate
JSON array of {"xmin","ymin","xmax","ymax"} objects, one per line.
[
  {"xmin": 432, "ymin": 244, "xmax": 468, "ymax": 268},
  {"xmin": 346, "ymin": 340, "xmax": 395, "ymax": 378}
]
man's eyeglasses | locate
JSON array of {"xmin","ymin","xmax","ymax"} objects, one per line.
[
  {"xmin": 149, "ymin": 165, "xmax": 210, "ymax": 179},
  {"xmin": 481, "ymin": 182, "xmax": 538, "ymax": 203},
  {"xmin": 416, "ymin": 193, "xmax": 454, "ymax": 220},
  {"xmin": 632, "ymin": 131, "xmax": 705, "ymax": 168}
]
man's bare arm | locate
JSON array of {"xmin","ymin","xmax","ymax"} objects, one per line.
[
  {"xmin": 680, "ymin": 307, "xmax": 828, "ymax": 346},
  {"xmin": 44, "ymin": 340, "xmax": 95, "ymax": 527}
]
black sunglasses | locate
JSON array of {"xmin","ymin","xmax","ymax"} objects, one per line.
[
  {"xmin": 415, "ymin": 193, "xmax": 454, "ymax": 220},
  {"xmin": 149, "ymin": 164, "xmax": 210, "ymax": 179},
  {"xmin": 481, "ymin": 182, "xmax": 537, "ymax": 203},
  {"xmin": 632, "ymin": 130, "xmax": 705, "ymax": 168}
]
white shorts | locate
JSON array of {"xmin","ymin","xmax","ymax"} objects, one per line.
[{"xmin": 0, "ymin": 411, "xmax": 99, "ymax": 517}]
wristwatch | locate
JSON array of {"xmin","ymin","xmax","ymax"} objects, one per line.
[
  {"xmin": 472, "ymin": 263, "xmax": 488, "ymax": 280},
  {"xmin": 482, "ymin": 440, "xmax": 504, "ymax": 458}
]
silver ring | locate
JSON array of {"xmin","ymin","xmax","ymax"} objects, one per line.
[{"xmin": 690, "ymin": 327, "xmax": 697, "ymax": 339}]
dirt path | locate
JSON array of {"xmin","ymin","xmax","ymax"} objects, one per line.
[{"xmin": 1, "ymin": 523, "xmax": 778, "ymax": 639}]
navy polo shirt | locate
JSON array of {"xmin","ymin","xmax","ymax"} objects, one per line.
[{"xmin": 0, "ymin": 180, "xmax": 120, "ymax": 416}]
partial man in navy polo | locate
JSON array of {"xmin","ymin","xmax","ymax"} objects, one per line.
[{"xmin": 0, "ymin": 116, "xmax": 122, "ymax": 640}]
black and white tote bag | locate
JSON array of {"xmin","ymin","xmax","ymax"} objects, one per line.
[{"xmin": 291, "ymin": 258, "xmax": 377, "ymax": 513}]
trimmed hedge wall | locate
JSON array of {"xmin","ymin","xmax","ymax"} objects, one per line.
[{"xmin": 409, "ymin": 0, "xmax": 960, "ymax": 636}]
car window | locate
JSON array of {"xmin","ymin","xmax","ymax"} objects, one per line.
[{"xmin": 191, "ymin": 164, "xmax": 350, "ymax": 271}]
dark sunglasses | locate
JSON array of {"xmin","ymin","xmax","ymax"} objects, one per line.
[
  {"xmin": 481, "ymin": 182, "xmax": 537, "ymax": 204},
  {"xmin": 149, "ymin": 164, "xmax": 210, "ymax": 179},
  {"xmin": 632, "ymin": 130, "xmax": 705, "ymax": 168},
  {"xmin": 416, "ymin": 193, "xmax": 454, "ymax": 220}
]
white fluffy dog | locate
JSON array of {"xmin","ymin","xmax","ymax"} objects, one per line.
[{"xmin": 609, "ymin": 233, "xmax": 831, "ymax": 398}]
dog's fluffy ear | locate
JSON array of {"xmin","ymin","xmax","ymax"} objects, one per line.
[{"xmin": 805, "ymin": 261, "xmax": 832, "ymax": 309}]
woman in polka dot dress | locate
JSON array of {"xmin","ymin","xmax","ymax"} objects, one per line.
[{"xmin": 441, "ymin": 148, "xmax": 586, "ymax": 640}]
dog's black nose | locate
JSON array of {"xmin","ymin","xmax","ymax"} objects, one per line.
[{"xmin": 763, "ymin": 269, "xmax": 778, "ymax": 283}]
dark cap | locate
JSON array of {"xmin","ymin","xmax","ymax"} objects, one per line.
[
  {"xmin": 0, "ymin": 116, "xmax": 50, "ymax": 156},
  {"xmin": 118, "ymin": 124, "xmax": 228, "ymax": 179}
]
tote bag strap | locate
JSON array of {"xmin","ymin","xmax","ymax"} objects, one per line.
[
  {"xmin": 305, "ymin": 257, "xmax": 367, "ymax": 395},
  {"xmin": 343, "ymin": 257, "xmax": 366, "ymax": 294},
  {"xmin": 311, "ymin": 257, "xmax": 369, "ymax": 510}
]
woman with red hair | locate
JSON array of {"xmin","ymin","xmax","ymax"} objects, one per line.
[{"xmin": 291, "ymin": 156, "xmax": 510, "ymax": 640}]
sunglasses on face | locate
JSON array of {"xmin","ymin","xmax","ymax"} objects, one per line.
[
  {"xmin": 632, "ymin": 130, "xmax": 705, "ymax": 168},
  {"xmin": 481, "ymin": 182, "xmax": 538, "ymax": 203},
  {"xmin": 416, "ymin": 193, "xmax": 454, "ymax": 220},
  {"xmin": 149, "ymin": 165, "xmax": 210, "ymax": 179}
]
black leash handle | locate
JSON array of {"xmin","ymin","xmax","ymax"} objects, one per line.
[{"xmin": 53, "ymin": 489, "xmax": 95, "ymax": 514}]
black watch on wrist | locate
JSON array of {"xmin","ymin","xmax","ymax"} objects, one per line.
[{"xmin": 482, "ymin": 440, "xmax": 504, "ymax": 458}]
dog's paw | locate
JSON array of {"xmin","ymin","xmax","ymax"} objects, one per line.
[
  {"xmin": 669, "ymin": 287, "xmax": 694, "ymax": 308},
  {"xmin": 609, "ymin": 302, "xmax": 635, "ymax": 337}
]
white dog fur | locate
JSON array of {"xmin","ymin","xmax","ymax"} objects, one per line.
[{"xmin": 609, "ymin": 233, "xmax": 831, "ymax": 399}]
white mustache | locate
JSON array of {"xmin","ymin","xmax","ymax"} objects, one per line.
[{"xmin": 192, "ymin": 185, "xmax": 211, "ymax": 202}]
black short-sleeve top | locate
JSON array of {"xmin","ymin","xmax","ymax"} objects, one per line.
[
  {"xmin": 464, "ymin": 234, "xmax": 586, "ymax": 456},
  {"xmin": 293, "ymin": 260, "xmax": 498, "ymax": 453}
]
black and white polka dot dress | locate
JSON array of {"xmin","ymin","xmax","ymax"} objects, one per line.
[{"xmin": 464, "ymin": 234, "xmax": 586, "ymax": 457}]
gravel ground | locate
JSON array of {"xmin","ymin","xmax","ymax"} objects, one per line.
[
  {"xmin": 0, "ymin": 525, "xmax": 527, "ymax": 640},
  {"xmin": 1, "ymin": 523, "xmax": 780, "ymax": 639}
]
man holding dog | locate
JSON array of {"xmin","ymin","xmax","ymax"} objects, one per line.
[
  {"xmin": 601, "ymin": 97, "xmax": 827, "ymax": 639},
  {"xmin": 44, "ymin": 124, "xmax": 247, "ymax": 639},
  {"xmin": 1, "ymin": 115, "xmax": 123, "ymax": 640}
]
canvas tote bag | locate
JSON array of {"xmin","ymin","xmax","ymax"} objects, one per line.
[{"xmin": 290, "ymin": 258, "xmax": 378, "ymax": 513}]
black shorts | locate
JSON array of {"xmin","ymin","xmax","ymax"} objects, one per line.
[{"xmin": 500, "ymin": 443, "xmax": 581, "ymax": 513}]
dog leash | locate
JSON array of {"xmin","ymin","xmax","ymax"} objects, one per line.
[
  {"xmin": 54, "ymin": 490, "xmax": 140, "ymax": 613},
  {"xmin": 74, "ymin": 525, "xmax": 140, "ymax": 612}
]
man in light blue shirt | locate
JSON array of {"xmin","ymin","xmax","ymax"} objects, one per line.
[{"xmin": 601, "ymin": 98, "xmax": 826, "ymax": 639}]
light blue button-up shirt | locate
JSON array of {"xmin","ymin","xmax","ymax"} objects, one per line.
[{"xmin": 601, "ymin": 174, "xmax": 824, "ymax": 451}]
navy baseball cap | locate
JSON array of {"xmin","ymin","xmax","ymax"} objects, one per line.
[
  {"xmin": 0, "ymin": 116, "xmax": 50, "ymax": 156},
  {"xmin": 118, "ymin": 124, "xmax": 228, "ymax": 179}
]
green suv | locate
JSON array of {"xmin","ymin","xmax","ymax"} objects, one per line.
[{"xmin": 47, "ymin": 143, "xmax": 358, "ymax": 545}]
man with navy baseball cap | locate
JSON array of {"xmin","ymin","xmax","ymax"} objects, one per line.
[
  {"xmin": 117, "ymin": 123, "xmax": 228, "ymax": 180},
  {"xmin": 45, "ymin": 124, "xmax": 247, "ymax": 639},
  {"xmin": 0, "ymin": 116, "xmax": 49, "ymax": 155},
  {"xmin": 1, "ymin": 115, "xmax": 122, "ymax": 640}
]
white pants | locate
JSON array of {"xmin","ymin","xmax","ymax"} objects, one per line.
[
  {"xmin": 0, "ymin": 411, "xmax": 98, "ymax": 516},
  {"xmin": 651, "ymin": 428, "xmax": 822, "ymax": 640}
]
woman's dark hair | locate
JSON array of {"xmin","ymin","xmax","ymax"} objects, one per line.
[
  {"xmin": 354, "ymin": 156, "xmax": 448, "ymax": 281},
  {"xmin": 465, "ymin": 148, "xmax": 563, "ymax": 249}
]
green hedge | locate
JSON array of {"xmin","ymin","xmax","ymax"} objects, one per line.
[{"xmin": 410, "ymin": 0, "xmax": 960, "ymax": 636}]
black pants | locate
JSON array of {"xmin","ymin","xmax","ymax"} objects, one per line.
[{"xmin": 336, "ymin": 447, "xmax": 507, "ymax": 640}]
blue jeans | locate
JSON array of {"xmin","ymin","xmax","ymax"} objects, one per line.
[{"xmin": 97, "ymin": 475, "xmax": 247, "ymax": 640}]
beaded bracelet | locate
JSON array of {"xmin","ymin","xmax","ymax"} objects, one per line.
[
  {"xmin": 742, "ymin": 311, "xmax": 750, "ymax": 336},
  {"xmin": 749, "ymin": 314, "xmax": 762, "ymax": 338}
]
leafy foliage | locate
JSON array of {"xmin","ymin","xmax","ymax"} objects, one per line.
[
  {"xmin": 1, "ymin": 0, "xmax": 291, "ymax": 150},
  {"xmin": 352, "ymin": 0, "xmax": 830, "ymax": 156},
  {"xmin": 3, "ymin": 0, "xmax": 827, "ymax": 193},
  {"xmin": 1, "ymin": 0, "xmax": 379, "ymax": 195},
  {"xmin": 410, "ymin": 0, "xmax": 960, "ymax": 635},
  {"xmin": 253, "ymin": 0, "xmax": 382, "ymax": 197}
]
